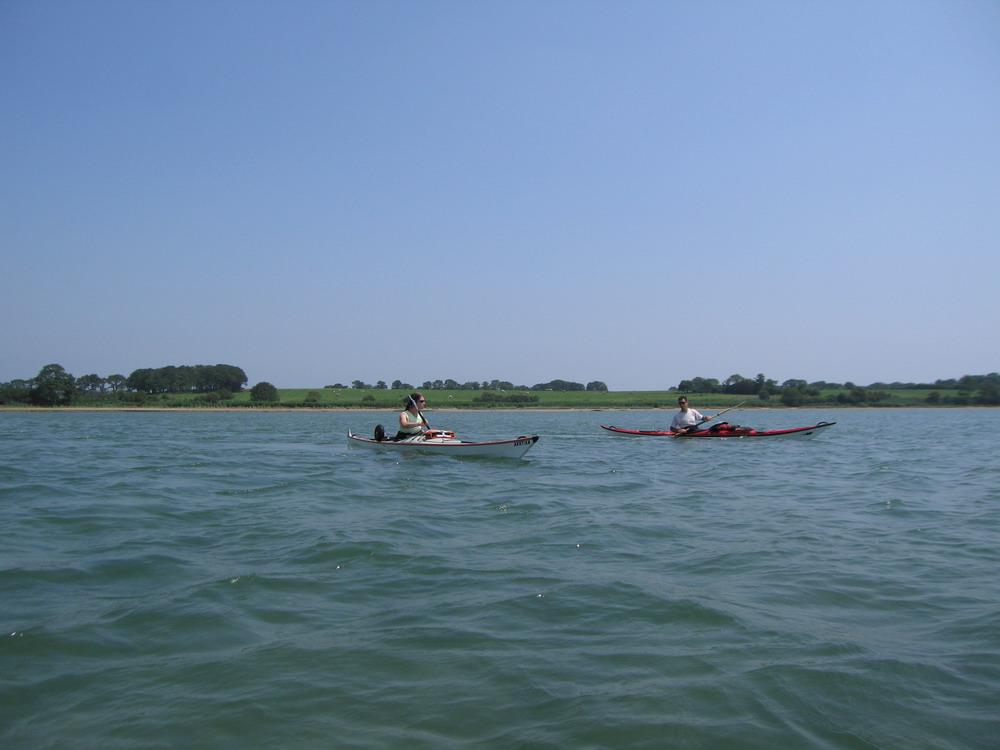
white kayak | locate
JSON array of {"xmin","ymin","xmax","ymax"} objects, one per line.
[{"xmin": 347, "ymin": 429, "xmax": 540, "ymax": 459}]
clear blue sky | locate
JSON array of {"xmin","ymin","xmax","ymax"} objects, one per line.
[{"xmin": 3, "ymin": 0, "xmax": 998, "ymax": 389}]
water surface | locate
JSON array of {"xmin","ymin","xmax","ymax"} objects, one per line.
[{"xmin": 2, "ymin": 409, "xmax": 998, "ymax": 748}]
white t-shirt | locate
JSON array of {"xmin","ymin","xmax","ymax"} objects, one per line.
[{"xmin": 670, "ymin": 408, "xmax": 704, "ymax": 430}]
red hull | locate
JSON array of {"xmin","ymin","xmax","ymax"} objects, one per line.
[{"xmin": 600, "ymin": 422, "xmax": 835, "ymax": 438}]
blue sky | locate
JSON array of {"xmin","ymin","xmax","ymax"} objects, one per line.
[{"xmin": 3, "ymin": 0, "xmax": 998, "ymax": 389}]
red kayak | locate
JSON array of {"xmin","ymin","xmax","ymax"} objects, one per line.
[{"xmin": 600, "ymin": 421, "xmax": 836, "ymax": 438}]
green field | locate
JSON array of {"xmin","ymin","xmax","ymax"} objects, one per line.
[{"xmin": 130, "ymin": 387, "xmax": 971, "ymax": 409}]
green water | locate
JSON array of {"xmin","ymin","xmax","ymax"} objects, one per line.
[{"xmin": 2, "ymin": 409, "xmax": 998, "ymax": 748}]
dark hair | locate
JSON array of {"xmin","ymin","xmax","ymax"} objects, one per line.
[{"xmin": 405, "ymin": 392, "xmax": 425, "ymax": 409}]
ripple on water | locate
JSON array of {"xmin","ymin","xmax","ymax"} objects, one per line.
[{"xmin": 2, "ymin": 409, "xmax": 1000, "ymax": 749}]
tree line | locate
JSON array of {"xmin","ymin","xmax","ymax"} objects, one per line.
[
  {"xmin": 675, "ymin": 373, "xmax": 1000, "ymax": 406},
  {"xmin": 0, "ymin": 363, "xmax": 248, "ymax": 406},
  {"xmin": 334, "ymin": 378, "xmax": 609, "ymax": 392},
  {"xmin": 1, "ymin": 365, "xmax": 608, "ymax": 407},
  {"xmin": 4, "ymin": 363, "xmax": 998, "ymax": 407}
]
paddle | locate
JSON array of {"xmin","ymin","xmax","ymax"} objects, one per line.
[{"xmin": 673, "ymin": 401, "xmax": 747, "ymax": 436}]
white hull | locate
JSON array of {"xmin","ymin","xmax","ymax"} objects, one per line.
[{"xmin": 347, "ymin": 431, "xmax": 539, "ymax": 459}]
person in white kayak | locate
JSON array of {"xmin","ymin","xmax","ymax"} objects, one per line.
[
  {"xmin": 670, "ymin": 396, "xmax": 708, "ymax": 434},
  {"xmin": 395, "ymin": 392, "xmax": 429, "ymax": 440}
]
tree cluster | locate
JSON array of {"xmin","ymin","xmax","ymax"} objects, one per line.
[
  {"xmin": 530, "ymin": 379, "xmax": 579, "ymax": 391},
  {"xmin": 675, "ymin": 372, "xmax": 1000, "ymax": 406},
  {"xmin": 126, "ymin": 365, "xmax": 247, "ymax": 394},
  {"xmin": 925, "ymin": 373, "xmax": 1000, "ymax": 405},
  {"xmin": 677, "ymin": 373, "xmax": 779, "ymax": 396},
  {"xmin": 250, "ymin": 382, "xmax": 279, "ymax": 402},
  {"xmin": 0, "ymin": 363, "xmax": 248, "ymax": 406},
  {"xmin": 419, "ymin": 379, "xmax": 527, "ymax": 391},
  {"xmin": 338, "ymin": 378, "xmax": 609, "ymax": 392},
  {"xmin": 0, "ymin": 364, "xmax": 89, "ymax": 406}
]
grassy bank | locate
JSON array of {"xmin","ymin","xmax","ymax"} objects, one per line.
[{"xmin": 29, "ymin": 386, "xmax": 979, "ymax": 410}]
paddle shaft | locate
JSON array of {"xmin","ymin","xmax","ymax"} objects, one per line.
[{"xmin": 699, "ymin": 401, "xmax": 747, "ymax": 426}]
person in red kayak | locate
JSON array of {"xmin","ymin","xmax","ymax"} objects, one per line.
[{"xmin": 670, "ymin": 396, "xmax": 707, "ymax": 434}]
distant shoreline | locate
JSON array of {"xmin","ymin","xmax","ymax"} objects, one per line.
[
  {"xmin": 0, "ymin": 405, "xmax": 989, "ymax": 414},
  {"xmin": 7, "ymin": 382, "xmax": 993, "ymax": 410},
  {"xmin": 3, "ymin": 406, "xmax": 675, "ymax": 413}
]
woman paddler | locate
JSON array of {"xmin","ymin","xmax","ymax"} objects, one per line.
[{"xmin": 395, "ymin": 392, "xmax": 429, "ymax": 440}]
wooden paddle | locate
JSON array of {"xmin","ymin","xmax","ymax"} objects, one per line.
[{"xmin": 673, "ymin": 401, "xmax": 748, "ymax": 436}]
